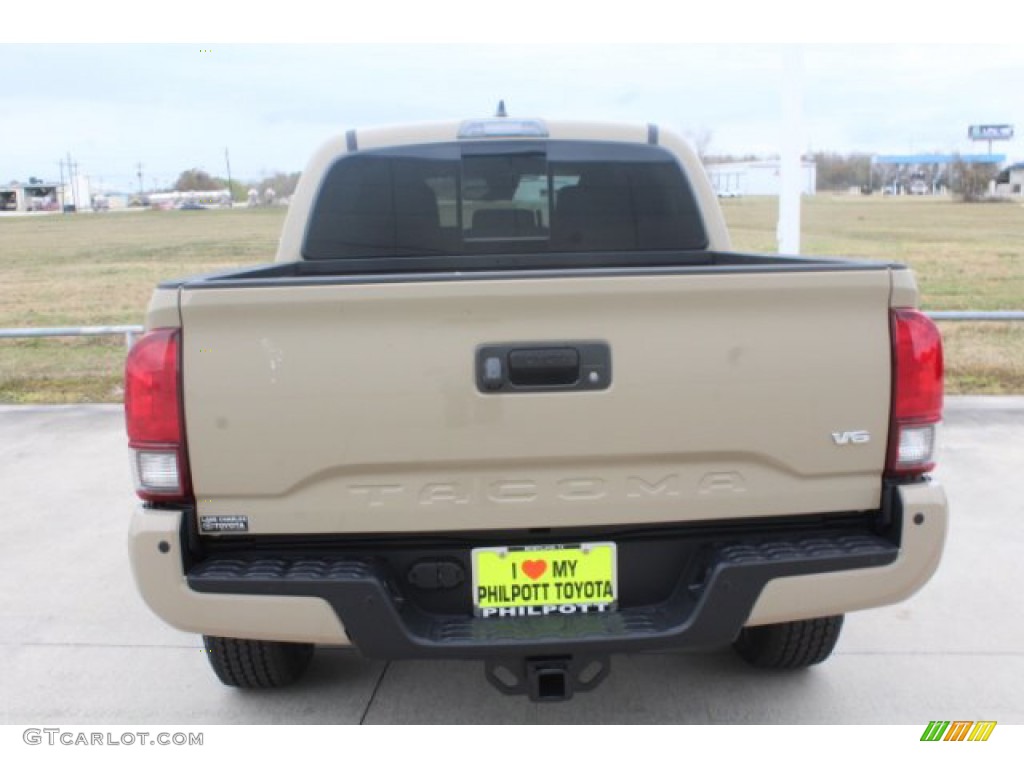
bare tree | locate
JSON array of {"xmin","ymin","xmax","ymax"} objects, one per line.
[
  {"xmin": 174, "ymin": 169, "xmax": 221, "ymax": 192},
  {"xmin": 260, "ymin": 171, "xmax": 301, "ymax": 199},
  {"xmin": 684, "ymin": 127, "xmax": 714, "ymax": 163},
  {"xmin": 951, "ymin": 154, "xmax": 997, "ymax": 202}
]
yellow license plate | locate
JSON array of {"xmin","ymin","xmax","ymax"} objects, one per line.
[{"xmin": 471, "ymin": 542, "xmax": 617, "ymax": 618}]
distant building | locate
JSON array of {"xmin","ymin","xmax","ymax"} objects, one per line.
[
  {"xmin": 147, "ymin": 189, "xmax": 232, "ymax": 208},
  {"xmin": 1, "ymin": 180, "xmax": 59, "ymax": 212},
  {"xmin": 1, "ymin": 176, "xmax": 101, "ymax": 212},
  {"xmin": 994, "ymin": 163, "xmax": 1024, "ymax": 196},
  {"xmin": 704, "ymin": 160, "xmax": 817, "ymax": 197},
  {"xmin": 871, "ymin": 154, "xmax": 1004, "ymax": 196},
  {"xmin": 102, "ymin": 194, "xmax": 130, "ymax": 209}
]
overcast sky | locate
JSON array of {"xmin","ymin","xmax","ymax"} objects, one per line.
[{"xmin": 3, "ymin": 39, "xmax": 1022, "ymax": 192}]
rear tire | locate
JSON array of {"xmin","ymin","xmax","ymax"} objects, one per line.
[
  {"xmin": 203, "ymin": 636, "xmax": 314, "ymax": 688},
  {"xmin": 732, "ymin": 615, "xmax": 844, "ymax": 669}
]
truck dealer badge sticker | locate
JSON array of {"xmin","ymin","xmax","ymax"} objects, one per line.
[{"xmin": 199, "ymin": 515, "xmax": 249, "ymax": 533}]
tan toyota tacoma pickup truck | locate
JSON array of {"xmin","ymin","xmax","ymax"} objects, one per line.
[{"xmin": 127, "ymin": 117, "xmax": 947, "ymax": 701}]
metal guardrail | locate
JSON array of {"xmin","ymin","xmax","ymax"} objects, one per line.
[
  {"xmin": 0, "ymin": 325, "xmax": 144, "ymax": 348},
  {"xmin": 927, "ymin": 311, "xmax": 1024, "ymax": 322},
  {"xmin": 0, "ymin": 313, "xmax": 1022, "ymax": 350}
]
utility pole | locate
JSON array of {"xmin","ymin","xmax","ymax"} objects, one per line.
[
  {"xmin": 67, "ymin": 153, "xmax": 78, "ymax": 211},
  {"xmin": 777, "ymin": 47, "xmax": 803, "ymax": 255},
  {"xmin": 224, "ymin": 147, "xmax": 234, "ymax": 206},
  {"xmin": 58, "ymin": 159, "xmax": 65, "ymax": 213},
  {"xmin": 136, "ymin": 162, "xmax": 144, "ymax": 198}
]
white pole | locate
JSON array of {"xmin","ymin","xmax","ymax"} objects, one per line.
[{"xmin": 778, "ymin": 46, "xmax": 803, "ymax": 255}]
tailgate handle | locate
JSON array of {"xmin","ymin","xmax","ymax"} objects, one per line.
[
  {"xmin": 476, "ymin": 342, "xmax": 611, "ymax": 393},
  {"xmin": 508, "ymin": 348, "xmax": 579, "ymax": 387}
]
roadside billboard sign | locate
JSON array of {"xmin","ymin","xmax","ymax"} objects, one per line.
[{"xmin": 968, "ymin": 125, "xmax": 1014, "ymax": 141}]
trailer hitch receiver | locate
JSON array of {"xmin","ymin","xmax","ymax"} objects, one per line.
[{"xmin": 484, "ymin": 655, "xmax": 611, "ymax": 702}]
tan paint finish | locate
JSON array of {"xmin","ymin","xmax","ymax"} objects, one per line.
[
  {"xmin": 144, "ymin": 288, "xmax": 181, "ymax": 330},
  {"xmin": 180, "ymin": 268, "xmax": 894, "ymax": 535},
  {"xmin": 127, "ymin": 117, "xmax": 947, "ymax": 647},
  {"xmin": 128, "ymin": 507, "xmax": 350, "ymax": 644},
  {"xmin": 889, "ymin": 267, "xmax": 920, "ymax": 309},
  {"xmin": 747, "ymin": 481, "xmax": 948, "ymax": 625}
]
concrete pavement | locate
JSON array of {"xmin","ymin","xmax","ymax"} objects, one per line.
[{"xmin": 1, "ymin": 400, "xmax": 1022, "ymax": 724}]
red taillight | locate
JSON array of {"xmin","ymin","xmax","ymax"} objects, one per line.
[
  {"xmin": 126, "ymin": 328, "xmax": 181, "ymax": 444},
  {"xmin": 125, "ymin": 328, "xmax": 192, "ymax": 502},
  {"xmin": 887, "ymin": 309, "xmax": 944, "ymax": 476}
]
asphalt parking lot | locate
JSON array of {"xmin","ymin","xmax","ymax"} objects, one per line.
[{"xmin": 1, "ymin": 399, "xmax": 1022, "ymax": 725}]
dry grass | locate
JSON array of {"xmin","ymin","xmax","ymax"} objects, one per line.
[
  {"xmin": 1, "ymin": 207, "xmax": 284, "ymax": 402},
  {"xmin": 0, "ymin": 338, "xmax": 125, "ymax": 403},
  {"xmin": 723, "ymin": 195, "xmax": 1024, "ymax": 310},
  {"xmin": 722, "ymin": 195, "xmax": 1024, "ymax": 395},
  {"xmin": 1, "ymin": 197, "xmax": 1022, "ymax": 401},
  {"xmin": 940, "ymin": 323, "xmax": 1024, "ymax": 394},
  {"xmin": 0, "ymin": 207, "xmax": 284, "ymax": 328}
]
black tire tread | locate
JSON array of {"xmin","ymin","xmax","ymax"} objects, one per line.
[
  {"xmin": 733, "ymin": 615, "xmax": 844, "ymax": 670},
  {"xmin": 203, "ymin": 636, "xmax": 314, "ymax": 688}
]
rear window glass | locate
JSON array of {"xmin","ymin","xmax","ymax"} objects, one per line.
[{"xmin": 303, "ymin": 141, "xmax": 707, "ymax": 259}]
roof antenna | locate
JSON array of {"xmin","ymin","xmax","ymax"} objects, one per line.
[{"xmin": 495, "ymin": 100, "xmax": 507, "ymax": 118}]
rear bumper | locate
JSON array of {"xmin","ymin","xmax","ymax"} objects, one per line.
[
  {"xmin": 747, "ymin": 481, "xmax": 947, "ymax": 626},
  {"xmin": 128, "ymin": 481, "xmax": 946, "ymax": 654}
]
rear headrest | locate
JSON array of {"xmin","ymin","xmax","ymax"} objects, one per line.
[
  {"xmin": 472, "ymin": 208, "xmax": 536, "ymax": 236},
  {"xmin": 395, "ymin": 182, "xmax": 439, "ymax": 220}
]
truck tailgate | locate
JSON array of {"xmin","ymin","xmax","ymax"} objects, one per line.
[{"xmin": 179, "ymin": 269, "xmax": 893, "ymax": 535}]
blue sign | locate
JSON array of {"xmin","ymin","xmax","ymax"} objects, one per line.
[{"xmin": 968, "ymin": 125, "xmax": 1013, "ymax": 141}]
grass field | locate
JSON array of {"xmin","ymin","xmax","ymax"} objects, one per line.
[
  {"xmin": 724, "ymin": 195, "xmax": 1024, "ymax": 310},
  {"xmin": 724, "ymin": 195, "xmax": 1024, "ymax": 395},
  {"xmin": 1, "ymin": 207, "xmax": 284, "ymax": 402},
  {"xmin": 1, "ymin": 196, "xmax": 1022, "ymax": 402}
]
